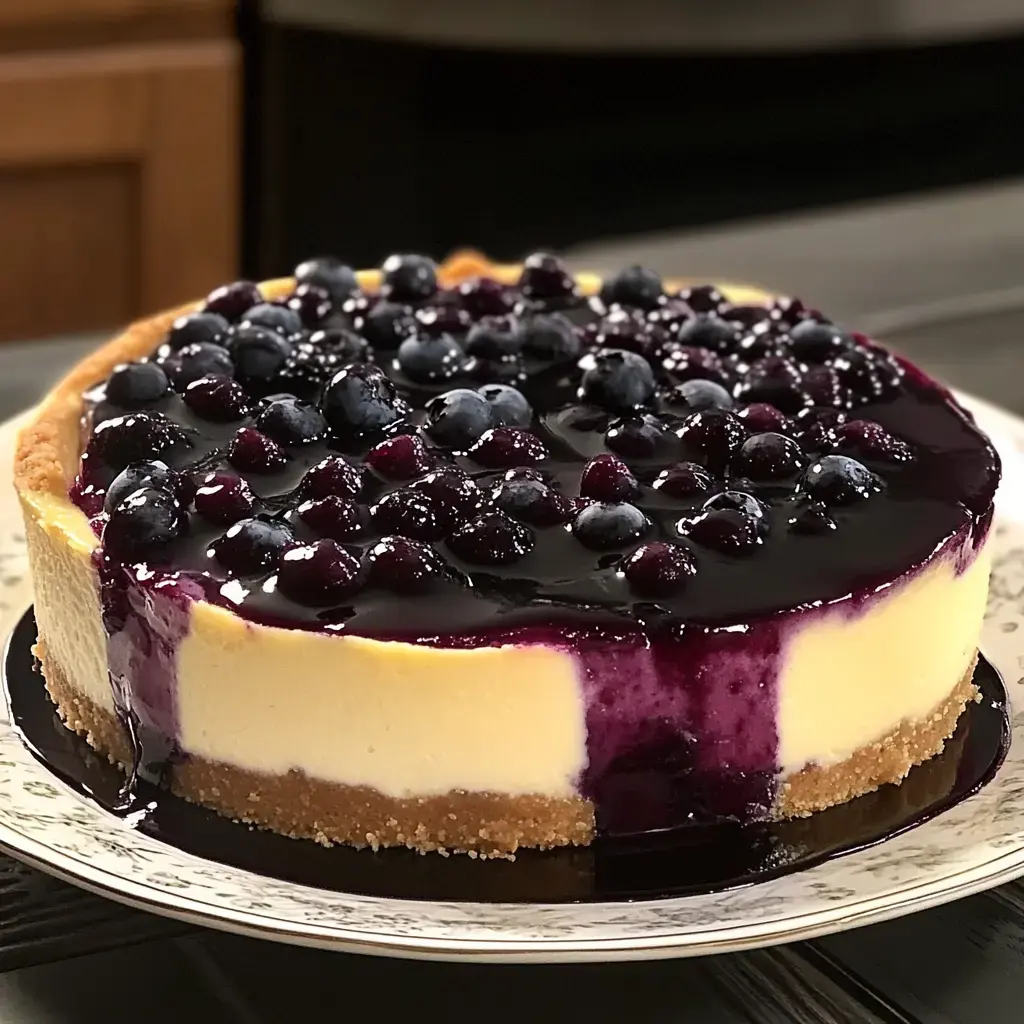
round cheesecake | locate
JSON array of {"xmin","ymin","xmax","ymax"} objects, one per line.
[{"xmin": 14, "ymin": 251, "xmax": 999, "ymax": 857}]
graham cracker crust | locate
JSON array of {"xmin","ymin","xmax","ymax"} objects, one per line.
[
  {"xmin": 777, "ymin": 655, "xmax": 979, "ymax": 817},
  {"xmin": 36, "ymin": 645, "xmax": 593, "ymax": 859}
]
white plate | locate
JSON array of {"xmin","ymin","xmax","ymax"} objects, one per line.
[{"xmin": 0, "ymin": 397, "xmax": 1023, "ymax": 963}]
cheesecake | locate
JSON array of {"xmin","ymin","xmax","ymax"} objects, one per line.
[{"xmin": 14, "ymin": 251, "xmax": 1000, "ymax": 857}]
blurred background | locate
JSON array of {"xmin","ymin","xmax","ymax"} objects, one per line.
[{"xmin": 4, "ymin": 0, "xmax": 1024, "ymax": 413}]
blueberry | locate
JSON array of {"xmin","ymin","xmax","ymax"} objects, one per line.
[
  {"xmin": 183, "ymin": 375, "xmax": 249, "ymax": 422},
  {"xmin": 571, "ymin": 502, "xmax": 649, "ymax": 551},
  {"xmin": 294, "ymin": 256, "xmax": 360, "ymax": 302},
  {"xmin": 600, "ymin": 265, "xmax": 663, "ymax": 311},
  {"xmin": 166, "ymin": 311, "xmax": 229, "ymax": 351},
  {"xmin": 734, "ymin": 330, "xmax": 777, "ymax": 363},
  {"xmin": 194, "ymin": 472, "xmax": 257, "ymax": 526},
  {"xmin": 832, "ymin": 348, "xmax": 903, "ymax": 401},
  {"xmin": 227, "ymin": 427, "xmax": 289, "ymax": 474},
  {"xmin": 365, "ymin": 434, "xmax": 432, "ymax": 479},
  {"xmin": 287, "ymin": 283, "xmax": 333, "ymax": 328},
  {"xmin": 103, "ymin": 361, "xmax": 169, "ymax": 410},
  {"xmin": 622, "ymin": 542, "xmax": 696, "ymax": 596},
  {"xmin": 797, "ymin": 408, "xmax": 848, "ymax": 453},
  {"xmin": 702, "ymin": 490, "xmax": 766, "ymax": 521},
  {"xmin": 447, "ymin": 510, "xmax": 534, "ymax": 565},
  {"xmin": 663, "ymin": 345, "xmax": 726, "ymax": 385},
  {"xmin": 679, "ymin": 284, "xmax": 726, "ymax": 314},
  {"xmin": 835, "ymin": 420, "xmax": 914, "ymax": 463},
  {"xmin": 675, "ymin": 315, "xmax": 739, "ymax": 354},
  {"xmin": 580, "ymin": 453, "xmax": 640, "ymax": 502},
  {"xmin": 321, "ymin": 364, "xmax": 408, "ymax": 436},
  {"xmin": 733, "ymin": 432, "xmax": 806, "ymax": 481},
  {"xmin": 381, "ymin": 254, "xmax": 438, "ymax": 303},
  {"xmin": 203, "ymin": 280, "xmax": 263, "ymax": 321},
  {"xmin": 465, "ymin": 318, "xmax": 522, "ymax": 361},
  {"xmin": 517, "ymin": 313, "xmax": 580, "ymax": 361},
  {"xmin": 168, "ymin": 342, "xmax": 235, "ymax": 389},
  {"xmin": 736, "ymin": 403, "xmax": 793, "ymax": 435},
  {"xmin": 653, "ymin": 462, "xmax": 712, "ymax": 499},
  {"xmin": 103, "ymin": 487, "xmax": 185, "ymax": 560},
  {"xmin": 396, "ymin": 332, "xmax": 465, "ymax": 383},
  {"xmin": 591, "ymin": 308, "xmax": 667, "ymax": 362},
  {"xmin": 424, "ymin": 388, "xmax": 493, "ymax": 447},
  {"xmin": 416, "ymin": 302, "xmax": 472, "ymax": 338},
  {"xmin": 86, "ymin": 413, "xmax": 191, "ymax": 475},
  {"xmin": 802, "ymin": 454, "xmax": 880, "ymax": 505},
  {"xmin": 213, "ymin": 517, "xmax": 294, "ymax": 575},
  {"xmin": 358, "ymin": 302, "xmax": 417, "ymax": 350},
  {"xmin": 479, "ymin": 383, "xmax": 532, "ymax": 427},
  {"xmin": 228, "ymin": 326, "xmax": 293, "ymax": 387},
  {"xmin": 674, "ymin": 379, "xmax": 734, "ymax": 412},
  {"xmin": 722, "ymin": 305, "xmax": 774, "ymax": 331},
  {"xmin": 801, "ymin": 365, "xmax": 851, "ymax": 410},
  {"xmin": 457, "ymin": 276, "xmax": 513, "ymax": 318},
  {"xmin": 492, "ymin": 476, "xmax": 574, "ymax": 526},
  {"xmin": 734, "ymin": 356, "xmax": 808, "ymax": 415},
  {"xmin": 240, "ymin": 302, "xmax": 303, "ymax": 337},
  {"xmin": 788, "ymin": 501, "xmax": 837, "ymax": 535},
  {"xmin": 365, "ymin": 536, "xmax": 445, "ymax": 592},
  {"xmin": 787, "ymin": 320, "xmax": 850, "ymax": 364},
  {"xmin": 771, "ymin": 296, "xmax": 814, "ymax": 328},
  {"xmin": 412, "ymin": 467, "xmax": 487, "ymax": 518},
  {"xmin": 518, "ymin": 252, "xmax": 576, "ymax": 301},
  {"xmin": 372, "ymin": 489, "xmax": 452, "ymax": 542},
  {"xmin": 256, "ymin": 396, "xmax": 328, "ymax": 445},
  {"xmin": 604, "ymin": 414, "xmax": 667, "ymax": 459},
  {"xmin": 104, "ymin": 460, "xmax": 177, "ymax": 513},
  {"xmin": 647, "ymin": 298, "xmax": 694, "ymax": 338},
  {"xmin": 580, "ymin": 348, "xmax": 656, "ymax": 411},
  {"xmin": 300, "ymin": 455, "xmax": 362, "ymax": 499},
  {"xmin": 308, "ymin": 327, "xmax": 370, "ymax": 364},
  {"xmin": 467, "ymin": 427, "xmax": 548, "ymax": 468},
  {"xmin": 675, "ymin": 410, "xmax": 746, "ymax": 468},
  {"xmin": 277, "ymin": 539, "xmax": 361, "ymax": 606},
  {"xmin": 297, "ymin": 495, "xmax": 365, "ymax": 542},
  {"xmin": 684, "ymin": 508, "xmax": 763, "ymax": 555}
]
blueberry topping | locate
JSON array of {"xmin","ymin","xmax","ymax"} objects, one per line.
[
  {"xmin": 663, "ymin": 345, "xmax": 726, "ymax": 384},
  {"xmin": 737, "ymin": 403, "xmax": 793, "ymax": 435},
  {"xmin": 703, "ymin": 490, "xmax": 766, "ymax": 521},
  {"xmin": 166, "ymin": 311, "xmax": 229, "ymax": 351},
  {"xmin": 679, "ymin": 284, "xmax": 726, "ymax": 314},
  {"xmin": 227, "ymin": 427, "xmax": 289, "ymax": 474},
  {"xmin": 412, "ymin": 467, "xmax": 487, "ymax": 518},
  {"xmin": 416, "ymin": 302, "xmax": 472, "ymax": 338},
  {"xmin": 365, "ymin": 536, "xmax": 445, "ymax": 592},
  {"xmin": 803, "ymin": 454, "xmax": 880, "ymax": 505},
  {"xmin": 240, "ymin": 302, "xmax": 303, "ymax": 337},
  {"xmin": 787, "ymin": 320, "xmax": 850, "ymax": 363},
  {"xmin": 104, "ymin": 460, "xmax": 178, "ymax": 513},
  {"xmin": 653, "ymin": 462, "xmax": 712, "ymax": 499},
  {"xmin": 468, "ymin": 427, "xmax": 548, "ymax": 467},
  {"xmin": 801, "ymin": 365, "xmax": 851, "ymax": 410},
  {"xmin": 358, "ymin": 302, "xmax": 418, "ymax": 350},
  {"xmin": 457, "ymin": 276, "xmax": 513, "ymax": 318},
  {"xmin": 372, "ymin": 489, "xmax": 451, "ymax": 542},
  {"xmin": 300, "ymin": 455, "xmax": 361, "ymax": 499},
  {"xmin": 835, "ymin": 420, "xmax": 914, "ymax": 463},
  {"xmin": 580, "ymin": 453, "xmax": 640, "ymax": 502},
  {"xmin": 492, "ymin": 475, "xmax": 574, "ymax": 526},
  {"xmin": 194, "ymin": 472, "xmax": 257, "ymax": 526},
  {"xmin": 277, "ymin": 539, "xmax": 361, "ymax": 606},
  {"xmin": 673, "ymin": 379, "xmax": 734, "ymax": 412},
  {"xmin": 684, "ymin": 508, "xmax": 763, "ymax": 555},
  {"xmin": 86, "ymin": 413, "xmax": 190, "ymax": 474},
  {"xmin": 227, "ymin": 326, "xmax": 293, "ymax": 387},
  {"xmin": 580, "ymin": 348, "xmax": 656, "ymax": 411},
  {"xmin": 735, "ymin": 355, "xmax": 808, "ymax": 414},
  {"xmin": 479, "ymin": 383, "xmax": 532, "ymax": 428},
  {"xmin": 256, "ymin": 396, "xmax": 328, "ymax": 446},
  {"xmin": 675, "ymin": 315, "xmax": 739, "ymax": 354},
  {"xmin": 600, "ymin": 265, "xmax": 663, "ymax": 310},
  {"xmin": 788, "ymin": 501, "xmax": 837, "ymax": 535},
  {"xmin": 307, "ymin": 327, "xmax": 370, "ymax": 364},
  {"xmin": 572, "ymin": 501, "xmax": 649, "ymax": 551},
  {"xmin": 604, "ymin": 413, "xmax": 667, "ymax": 458},
  {"xmin": 622, "ymin": 542, "xmax": 696, "ymax": 596},
  {"xmin": 424, "ymin": 388, "xmax": 493, "ymax": 447},
  {"xmin": 321, "ymin": 364, "xmax": 408, "ymax": 436},
  {"xmin": 733, "ymin": 432, "xmax": 806, "ymax": 481},
  {"xmin": 168, "ymin": 342, "xmax": 235, "ymax": 389},
  {"xmin": 518, "ymin": 252, "xmax": 576, "ymax": 301},
  {"xmin": 203, "ymin": 280, "xmax": 263, "ymax": 321},
  {"xmin": 213, "ymin": 517, "xmax": 294, "ymax": 575},
  {"xmin": 723, "ymin": 305, "xmax": 774, "ymax": 331},
  {"xmin": 797, "ymin": 408, "xmax": 848, "ymax": 453},
  {"xmin": 287, "ymin": 283, "xmax": 333, "ymax": 328},
  {"xmin": 675, "ymin": 409, "xmax": 746, "ymax": 468},
  {"xmin": 381, "ymin": 254, "xmax": 438, "ymax": 303},
  {"xmin": 518, "ymin": 313, "xmax": 580, "ymax": 361},
  {"xmin": 365, "ymin": 434, "xmax": 432, "ymax": 479},
  {"xmin": 396, "ymin": 332, "xmax": 465, "ymax": 383},
  {"xmin": 448, "ymin": 510, "xmax": 534, "ymax": 565},
  {"xmin": 294, "ymin": 256, "xmax": 360, "ymax": 303},
  {"xmin": 590, "ymin": 308, "xmax": 666, "ymax": 362},
  {"xmin": 104, "ymin": 361, "xmax": 169, "ymax": 409},
  {"xmin": 183, "ymin": 375, "xmax": 249, "ymax": 422},
  {"xmin": 832, "ymin": 347, "xmax": 903, "ymax": 401},
  {"xmin": 297, "ymin": 495, "xmax": 365, "ymax": 542},
  {"xmin": 103, "ymin": 487, "xmax": 186, "ymax": 560}
]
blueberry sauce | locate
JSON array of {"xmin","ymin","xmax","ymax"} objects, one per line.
[{"xmin": 68, "ymin": 253, "xmax": 1002, "ymax": 833}]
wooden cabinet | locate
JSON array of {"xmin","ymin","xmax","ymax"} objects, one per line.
[{"xmin": 0, "ymin": 2, "xmax": 238, "ymax": 341}]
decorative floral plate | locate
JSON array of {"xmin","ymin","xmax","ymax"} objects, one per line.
[{"xmin": 0, "ymin": 398, "xmax": 1023, "ymax": 963}]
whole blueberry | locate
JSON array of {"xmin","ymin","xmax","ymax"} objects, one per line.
[
  {"xmin": 600, "ymin": 265, "xmax": 663, "ymax": 311},
  {"xmin": 676, "ymin": 315, "xmax": 739, "ymax": 354},
  {"xmin": 321, "ymin": 364, "xmax": 408, "ymax": 436},
  {"xmin": 203, "ymin": 280, "xmax": 263, "ymax": 321},
  {"xmin": 592, "ymin": 308, "xmax": 666, "ymax": 362},
  {"xmin": 580, "ymin": 348, "xmax": 656, "ymax": 411},
  {"xmin": 103, "ymin": 486, "xmax": 185, "ymax": 560},
  {"xmin": 679, "ymin": 284, "xmax": 726, "ymax": 314},
  {"xmin": 622, "ymin": 541, "xmax": 696, "ymax": 596},
  {"xmin": 228, "ymin": 326, "xmax": 293, "ymax": 386},
  {"xmin": 213, "ymin": 517, "xmax": 294, "ymax": 575},
  {"xmin": 194, "ymin": 471, "xmax": 257, "ymax": 526},
  {"xmin": 256, "ymin": 396, "xmax": 328, "ymax": 445},
  {"xmin": 787, "ymin": 320, "xmax": 850, "ymax": 364},
  {"xmin": 447, "ymin": 510, "xmax": 534, "ymax": 565},
  {"xmin": 240, "ymin": 302, "xmax": 303, "ymax": 337},
  {"xmin": 169, "ymin": 342, "xmax": 235, "ymax": 389},
  {"xmin": 517, "ymin": 312, "xmax": 580, "ymax": 361},
  {"xmin": 416, "ymin": 302, "xmax": 472, "ymax": 338},
  {"xmin": 653, "ymin": 462, "xmax": 713, "ymax": 499},
  {"xmin": 308, "ymin": 327, "xmax": 370, "ymax": 364},
  {"xmin": 580, "ymin": 453, "xmax": 640, "ymax": 502},
  {"xmin": 365, "ymin": 536, "xmax": 445, "ymax": 592},
  {"xmin": 788, "ymin": 501, "xmax": 837, "ymax": 535},
  {"xmin": 105, "ymin": 362, "xmax": 169, "ymax": 409},
  {"xmin": 300, "ymin": 455, "xmax": 362, "ymax": 499},
  {"xmin": 684, "ymin": 508, "xmax": 763, "ymax": 555},
  {"xmin": 183, "ymin": 375, "xmax": 249, "ymax": 422},
  {"xmin": 297, "ymin": 495, "xmax": 365, "ymax": 542},
  {"xmin": 294, "ymin": 256, "xmax": 360, "ymax": 303},
  {"xmin": 803, "ymin": 454, "xmax": 879, "ymax": 505},
  {"xmin": 365, "ymin": 434, "xmax": 432, "ymax": 479},
  {"xmin": 424, "ymin": 388, "xmax": 493, "ymax": 447},
  {"xmin": 518, "ymin": 252, "xmax": 576, "ymax": 301},
  {"xmin": 801, "ymin": 365, "xmax": 851, "ymax": 410},
  {"xmin": 227, "ymin": 427, "xmax": 290, "ymax": 474},
  {"xmin": 372, "ymin": 489, "xmax": 452, "ymax": 542},
  {"xmin": 737, "ymin": 403, "xmax": 793, "ymax": 435},
  {"xmin": 733, "ymin": 432, "xmax": 806, "ymax": 480},
  {"xmin": 396, "ymin": 332, "xmax": 465, "ymax": 383},
  {"xmin": 479, "ymin": 383, "xmax": 532, "ymax": 427},
  {"xmin": 381, "ymin": 254, "xmax": 438, "ymax": 303},
  {"xmin": 412, "ymin": 467, "xmax": 488, "ymax": 518},
  {"xmin": 104, "ymin": 460, "xmax": 178, "ymax": 513},
  {"xmin": 735, "ymin": 355, "xmax": 808, "ymax": 415},
  {"xmin": 166, "ymin": 311, "xmax": 229, "ymax": 351},
  {"xmin": 702, "ymin": 490, "xmax": 766, "ymax": 522},
  {"xmin": 492, "ymin": 476, "xmax": 574, "ymax": 526},
  {"xmin": 571, "ymin": 501, "xmax": 649, "ymax": 551},
  {"xmin": 673, "ymin": 379, "xmax": 734, "ymax": 412},
  {"xmin": 832, "ymin": 348, "xmax": 903, "ymax": 401},
  {"xmin": 457, "ymin": 276, "xmax": 514, "ymax": 317},
  {"xmin": 663, "ymin": 345, "xmax": 727, "ymax": 385},
  {"xmin": 675, "ymin": 409, "xmax": 747, "ymax": 468},
  {"xmin": 465, "ymin": 318, "xmax": 522, "ymax": 361},
  {"xmin": 277, "ymin": 539, "xmax": 361, "ymax": 606},
  {"xmin": 835, "ymin": 419, "xmax": 914, "ymax": 463},
  {"xmin": 86, "ymin": 413, "xmax": 191, "ymax": 475},
  {"xmin": 287, "ymin": 283, "xmax": 333, "ymax": 328},
  {"xmin": 467, "ymin": 427, "xmax": 548, "ymax": 468},
  {"xmin": 358, "ymin": 302, "xmax": 418, "ymax": 350},
  {"xmin": 604, "ymin": 413, "xmax": 667, "ymax": 459}
]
